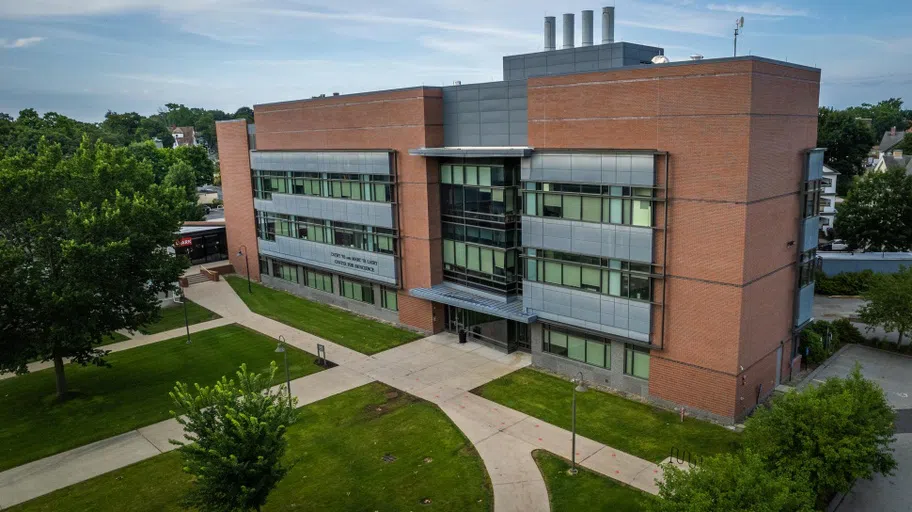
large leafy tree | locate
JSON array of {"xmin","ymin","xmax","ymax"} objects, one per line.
[
  {"xmin": 0, "ymin": 138, "xmax": 189, "ymax": 398},
  {"xmin": 173, "ymin": 144, "xmax": 216, "ymax": 186},
  {"xmin": 100, "ymin": 110, "xmax": 144, "ymax": 147},
  {"xmin": 165, "ymin": 160, "xmax": 206, "ymax": 220},
  {"xmin": 858, "ymin": 266, "xmax": 912, "ymax": 345},
  {"xmin": 817, "ymin": 107, "xmax": 877, "ymax": 195},
  {"xmin": 744, "ymin": 366, "xmax": 896, "ymax": 502},
  {"xmin": 836, "ymin": 166, "xmax": 912, "ymax": 251},
  {"xmin": 846, "ymin": 98, "xmax": 912, "ymax": 137},
  {"xmin": 654, "ymin": 450, "xmax": 814, "ymax": 512},
  {"xmin": 170, "ymin": 362, "xmax": 297, "ymax": 512},
  {"xmin": 0, "ymin": 109, "xmax": 102, "ymax": 157}
]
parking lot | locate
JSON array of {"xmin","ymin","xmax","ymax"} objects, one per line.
[{"xmin": 802, "ymin": 344, "xmax": 912, "ymax": 511}]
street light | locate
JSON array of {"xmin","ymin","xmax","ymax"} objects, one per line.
[
  {"xmin": 173, "ymin": 288, "xmax": 191, "ymax": 344},
  {"xmin": 275, "ymin": 336, "xmax": 292, "ymax": 407},
  {"xmin": 237, "ymin": 245, "xmax": 252, "ymax": 294},
  {"xmin": 570, "ymin": 371, "xmax": 587, "ymax": 475}
]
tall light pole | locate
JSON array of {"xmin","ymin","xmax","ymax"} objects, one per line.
[
  {"xmin": 275, "ymin": 336, "xmax": 292, "ymax": 407},
  {"xmin": 174, "ymin": 288, "xmax": 191, "ymax": 344},
  {"xmin": 237, "ymin": 245, "xmax": 252, "ymax": 294},
  {"xmin": 570, "ymin": 371, "xmax": 587, "ymax": 475}
]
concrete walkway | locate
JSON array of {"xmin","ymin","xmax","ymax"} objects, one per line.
[
  {"xmin": 0, "ymin": 279, "xmax": 663, "ymax": 511},
  {"xmin": 0, "ymin": 318, "xmax": 234, "ymax": 381}
]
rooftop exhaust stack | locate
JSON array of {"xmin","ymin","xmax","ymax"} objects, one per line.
[
  {"xmin": 602, "ymin": 6, "xmax": 615, "ymax": 44},
  {"xmin": 581, "ymin": 10, "xmax": 594, "ymax": 46},
  {"xmin": 562, "ymin": 13, "xmax": 575, "ymax": 49},
  {"xmin": 544, "ymin": 16, "xmax": 556, "ymax": 51}
]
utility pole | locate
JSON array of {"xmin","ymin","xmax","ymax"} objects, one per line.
[{"xmin": 733, "ymin": 16, "xmax": 744, "ymax": 57}]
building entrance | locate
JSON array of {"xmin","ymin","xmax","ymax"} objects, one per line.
[{"xmin": 444, "ymin": 305, "xmax": 529, "ymax": 353}]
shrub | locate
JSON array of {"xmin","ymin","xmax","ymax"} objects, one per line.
[
  {"xmin": 815, "ymin": 270, "xmax": 876, "ymax": 296},
  {"xmin": 744, "ymin": 366, "xmax": 896, "ymax": 506},
  {"xmin": 799, "ymin": 329, "xmax": 827, "ymax": 365},
  {"xmin": 653, "ymin": 450, "xmax": 814, "ymax": 512},
  {"xmin": 832, "ymin": 318, "xmax": 865, "ymax": 344}
]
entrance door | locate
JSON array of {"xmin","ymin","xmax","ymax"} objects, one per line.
[{"xmin": 775, "ymin": 345, "xmax": 783, "ymax": 386}]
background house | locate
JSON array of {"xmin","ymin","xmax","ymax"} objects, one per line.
[
  {"xmin": 170, "ymin": 126, "xmax": 197, "ymax": 148},
  {"xmin": 820, "ymin": 165, "xmax": 839, "ymax": 232}
]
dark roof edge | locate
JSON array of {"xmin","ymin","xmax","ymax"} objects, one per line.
[{"xmin": 253, "ymin": 85, "xmax": 442, "ymax": 109}]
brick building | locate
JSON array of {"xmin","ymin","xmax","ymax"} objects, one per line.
[{"xmin": 216, "ymin": 8, "xmax": 822, "ymax": 423}]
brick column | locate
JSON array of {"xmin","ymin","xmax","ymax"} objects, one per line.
[{"xmin": 215, "ymin": 119, "xmax": 260, "ymax": 281}]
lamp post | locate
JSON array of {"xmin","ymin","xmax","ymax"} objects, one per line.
[
  {"xmin": 174, "ymin": 288, "xmax": 191, "ymax": 344},
  {"xmin": 570, "ymin": 371, "xmax": 587, "ymax": 475},
  {"xmin": 275, "ymin": 336, "xmax": 292, "ymax": 407},
  {"xmin": 237, "ymin": 245, "xmax": 252, "ymax": 294}
]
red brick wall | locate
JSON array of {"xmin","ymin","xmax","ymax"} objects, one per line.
[
  {"xmin": 529, "ymin": 58, "xmax": 820, "ymax": 419},
  {"xmin": 216, "ymin": 119, "xmax": 260, "ymax": 281},
  {"xmin": 253, "ymin": 88, "xmax": 445, "ymax": 332}
]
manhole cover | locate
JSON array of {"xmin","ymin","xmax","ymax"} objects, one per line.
[{"xmin": 382, "ymin": 453, "xmax": 397, "ymax": 463}]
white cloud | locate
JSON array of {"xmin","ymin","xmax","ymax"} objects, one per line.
[
  {"xmin": 0, "ymin": 36, "xmax": 44, "ymax": 48},
  {"xmin": 706, "ymin": 3, "xmax": 810, "ymax": 17}
]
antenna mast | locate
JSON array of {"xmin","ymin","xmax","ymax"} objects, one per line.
[{"xmin": 733, "ymin": 17, "xmax": 744, "ymax": 57}]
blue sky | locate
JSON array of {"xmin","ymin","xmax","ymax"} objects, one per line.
[{"xmin": 1, "ymin": 0, "xmax": 910, "ymax": 122}]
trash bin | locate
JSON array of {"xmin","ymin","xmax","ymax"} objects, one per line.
[{"xmin": 458, "ymin": 329, "xmax": 467, "ymax": 344}]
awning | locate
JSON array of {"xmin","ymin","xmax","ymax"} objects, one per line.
[
  {"xmin": 409, "ymin": 146, "xmax": 533, "ymax": 158},
  {"xmin": 408, "ymin": 283, "xmax": 537, "ymax": 324}
]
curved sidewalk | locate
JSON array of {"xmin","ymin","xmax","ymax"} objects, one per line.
[{"xmin": 1, "ymin": 279, "xmax": 663, "ymax": 511}]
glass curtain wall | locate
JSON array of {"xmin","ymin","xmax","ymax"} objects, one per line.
[{"xmin": 440, "ymin": 159, "xmax": 522, "ymax": 295}]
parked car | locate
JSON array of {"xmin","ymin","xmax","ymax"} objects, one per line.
[{"xmin": 820, "ymin": 239, "xmax": 848, "ymax": 251}]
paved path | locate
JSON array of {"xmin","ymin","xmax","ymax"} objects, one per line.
[
  {"xmin": 0, "ymin": 279, "xmax": 663, "ymax": 511},
  {"xmin": 0, "ymin": 318, "xmax": 234, "ymax": 381}
]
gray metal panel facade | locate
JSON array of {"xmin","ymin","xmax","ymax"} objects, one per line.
[
  {"xmin": 523, "ymin": 281, "xmax": 651, "ymax": 342},
  {"xmin": 800, "ymin": 216, "xmax": 818, "ymax": 252},
  {"xmin": 442, "ymin": 80, "xmax": 528, "ymax": 147},
  {"xmin": 258, "ymin": 238, "xmax": 397, "ymax": 285},
  {"xmin": 254, "ymin": 195, "xmax": 394, "ymax": 230},
  {"xmin": 250, "ymin": 150, "xmax": 392, "ymax": 175},
  {"xmin": 522, "ymin": 217, "xmax": 653, "ymax": 263},
  {"xmin": 522, "ymin": 152, "xmax": 655, "ymax": 186},
  {"xmin": 502, "ymin": 42, "xmax": 664, "ymax": 81}
]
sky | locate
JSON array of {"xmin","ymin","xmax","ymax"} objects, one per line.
[{"xmin": 1, "ymin": 0, "xmax": 910, "ymax": 122}]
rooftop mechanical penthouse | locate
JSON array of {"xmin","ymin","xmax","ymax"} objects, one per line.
[{"xmin": 217, "ymin": 7, "xmax": 823, "ymax": 423}]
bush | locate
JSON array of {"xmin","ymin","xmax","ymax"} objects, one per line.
[
  {"xmin": 210, "ymin": 198, "xmax": 223, "ymax": 207},
  {"xmin": 744, "ymin": 366, "xmax": 896, "ymax": 506},
  {"xmin": 832, "ymin": 318, "xmax": 865, "ymax": 344},
  {"xmin": 815, "ymin": 269, "xmax": 876, "ymax": 296},
  {"xmin": 654, "ymin": 450, "xmax": 814, "ymax": 512},
  {"xmin": 799, "ymin": 329, "xmax": 827, "ymax": 365}
]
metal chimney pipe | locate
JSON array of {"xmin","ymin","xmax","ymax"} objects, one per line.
[
  {"xmin": 581, "ymin": 10, "xmax": 594, "ymax": 46},
  {"xmin": 602, "ymin": 6, "xmax": 615, "ymax": 44},
  {"xmin": 562, "ymin": 13, "xmax": 575, "ymax": 49},
  {"xmin": 544, "ymin": 16, "xmax": 556, "ymax": 51}
]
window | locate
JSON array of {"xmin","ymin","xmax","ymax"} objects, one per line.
[
  {"xmin": 340, "ymin": 278, "xmax": 374, "ymax": 304},
  {"xmin": 252, "ymin": 170, "xmax": 394, "ymax": 203},
  {"xmin": 381, "ymin": 287, "xmax": 398, "ymax": 311},
  {"xmin": 258, "ymin": 256, "xmax": 269, "ymax": 276},
  {"xmin": 801, "ymin": 180, "xmax": 821, "ymax": 219},
  {"xmin": 255, "ymin": 214, "xmax": 397, "ymax": 255},
  {"xmin": 271, "ymin": 259, "xmax": 298, "ymax": 283},
  {"xmin": 543, "ymin": 325, "xmax": 610, "ymax": 369},
  {"xmin": 525, "ymin": 249, "xmax": 653, "ymax": 302},
  {"xmin": 624, "ymin": 344, "xmax": 650, "ymax": 379},
  {"xmin": 798, "ymin": 250, "xmax": 817, "ymax": 288},
  {"xmin": 305, "ymin": 268, "xmax": 333, "ymax": 293},
  {"xmin": 524, "ymin": 184, "xmax": 656, "ymax": 227}
]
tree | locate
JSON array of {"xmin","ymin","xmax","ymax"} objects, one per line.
[
  {"xmin": 858, "ymin": 266, "xmax": 912, "ymax": 345},
  {"xmin": 128, "ymin": 140, "xmax": 174, "ymax": 183},
  {"xmin": 744, "ymin": 366, "xmax": 896, "ymax": 502},
  {"xmin": 0, "ymin": 138, "xmax": 189, "ymax": 398},
  {"xmin": 817, "ymin": 107, "xmax": 877, "ymax": 195},
  {"xmin": 101, "ymin": 111, "xmax": 143, "ymax": 146},
  {"xmin": 165, "ymin": 160, "xmax": 205, "ymax": 220},
  {"xmin": 234, "ymin": 106, "xmax": 254, "ymax": 123},
  {"xmin": 170, "ymin": 362, "xmax": 297, "ymax": 512},
  {"xmin": 895, "ymin": 133, "xmax": 912, "ymax": 154},
  {"xmin": 653, "ymin": 450, "xmax": 814, "ymax": 512},
  {"xmin": 173, "ymin": 144, "xmax": 216, "ymax": 186},
  {"xmin": 846, "ymin": 98, "xmax": 912, "ymax": 138},
  {"xmin": 835, "ymin": 167, "xmax": 912, "ymax": 251}
]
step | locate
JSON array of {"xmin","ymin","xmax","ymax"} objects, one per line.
[{"xmin": 185, "ymin": 274, "xmax": 209, "ymax": 285}]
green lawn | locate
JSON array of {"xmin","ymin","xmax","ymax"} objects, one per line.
[
  {"xmin": 101, "ymin": 331, "xmax": 130, "ymax": 345},
  {"xmin": 11, "ymin": 383, "xmax": 493, "ymax": 512},
  {"xmin": 533, "ymin": 450, "xmax": 656, "ymax": 511},
  {"xmin": 225, "ymin": 275, "xmax": 421, "ymax": 355},
  {"xmin": 138, "ymin": 299, "xmax": 220, "ymax": 335},
  {"xmin": 474, "ymin": 368, "xmax": 741, "ymax": 463},
  {"xmin": 0, "ymin": 324, "xmax": 321, "ymax": 472}
]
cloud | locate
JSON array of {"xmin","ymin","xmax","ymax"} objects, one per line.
[
  {"xmin": 1, "ymin": 36, "xmax": 44, "ymax": 48},
  {"xmin": 706, "ymin": 3, "xmax": 810, "ymax": 17}
]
